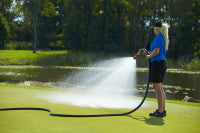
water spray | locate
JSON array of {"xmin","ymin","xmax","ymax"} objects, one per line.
[{"xmin": 0, "ymin": 52, "xmax": 150, "ymax": 117}]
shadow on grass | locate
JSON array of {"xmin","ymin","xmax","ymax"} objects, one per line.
[{"xmin": 127, "ymin": 115, "xmax": 164, "ymax": 126}]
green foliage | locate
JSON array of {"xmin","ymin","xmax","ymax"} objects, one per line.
[
  {"xmin": 50, "ymin": 40, "xmax": 65, "ymax": 49},
  {"xmin": 166, "ymin": 57, "xmax": 190, "ymax": 69},
  {"xmin": 5, "ymin": 41, "xmax": 33, "ymax": 50},
  {"xmin": 166, "ymin": 57, "xmax": 200, "ymax": 71},
  {"xmin": 187, "ymin": 58, "xmax": 200, "ymax": 71},
  {"xmin": 35, "ymin": 52, "xmax": 109, "ymax": 66},
  {"xmin": 17, "ymin": 0, "xmax": 56, "ymax": 18},
  {"xmin": 62, "ymin": 0, "xmax": 127, "ymax": 53},
  {"xmin": 0, "ymin": 0, "xmax": 13, "ymax": 18},
  {"xmin": 0, "ymin": 14, "xmax": 10, "ymax": 49},
  {"xmin": 169, "ymin": 0, "xmax": 200, "ymax": 59},
  {"xmin": 41, "ymin": 0, "xmax": 56, "ymax": 17},
  {"xmin": 14, "ymin": 0, "xmax": 58, "ymax": 52},
  {"xmin": 193, "ymin": 43, "xmax": 200, "ymax": 58}
]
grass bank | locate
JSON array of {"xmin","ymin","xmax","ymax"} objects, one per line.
[
  {"xmin": 0, "ymin": 84, "xmax": 199, "ymax": 133},
  {"xmin": 0, "ymin": 50, "xmax": 68, "ymax": 65},
  {"xmin": 1, "ymin": 50, "xmax": 200, "ymax": 71},
  {"xmin": 0, "ymin": 50, "xmax": 117, "ymax": 66}
]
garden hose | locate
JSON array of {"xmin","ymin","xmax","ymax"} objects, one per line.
[{"xmin": 0, "ymin": 55, "xmax": 150, "ymax": 117}]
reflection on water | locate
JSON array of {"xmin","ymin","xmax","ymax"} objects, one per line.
[
  {"xmin": 0, "ymin": 67, "xmax": 72, "ymax": 82},
  {"xmin": 0, "ymin": 67, "xmax": 199, "ymax": 100},
  {"xmin": 136, "ymin": 72, "xmax": 200, "ymax": 100}
]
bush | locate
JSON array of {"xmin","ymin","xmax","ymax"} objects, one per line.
[
  {"xmin": 167, "ymin": 57, "xmax": 191, "ymax": 69},
  {"xmin": 136, "ymin": 56, "xmax": 192, "ymax": 70},
  {"xmin": 5, "ymin": 41, "xmax": 32, "ymax": 50},
  {"xmin": 187, "ymin": 58, "xmax": 200, "ymax": 71},
  {"xmin": 35, "ymin": 52, "xmax": 110, "ymax": 66}
]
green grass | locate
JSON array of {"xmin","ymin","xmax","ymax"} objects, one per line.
[
  {"xmin": 0, "ymin": 50, "xmax": 112, "ymax": 66},
  {"xmin": 0, "ymin": 50, "xmax": 68, "ymax": 65},
  {"xmin": 0, "ymin": 84, "xmax": 200, "ymax": 133}
]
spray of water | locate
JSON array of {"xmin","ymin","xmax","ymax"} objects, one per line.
[{"xmin": 41, "ymin": 57, "xmax": 149, "ymax": 108}]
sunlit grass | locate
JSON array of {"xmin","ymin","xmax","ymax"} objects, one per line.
[
  {"xmin": 0, "ymin": 50, "xmax": 68, "ymax": 65},
  {"xmin": 0, "ymin": 50, "xmax": 112, "ymax": 66},
  {"xmin": 0, "ymin": 84, "xmax": 199, "ymax": 133},
  {"xmin": 0, "ymin": 50, "xmax": 67, "ymax": 59}
]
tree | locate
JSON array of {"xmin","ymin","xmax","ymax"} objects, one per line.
[
  {"xmin": 0, "ymin": 0, "xmax": 12, "ymax": 49},
  {"xmin": 16, "ymin": 0, "xmax": 56, "ymax": 53},
  {"xmin": 0, "ymin": 14, "xmax": 10, "ymax": 49},
  {"xmin": 133, "ymin": 0, "xmax": 142, "ymax": 52},
  {"xmin": 62, "ymin": 0, "xmax": 127, "ymax": 52},
  {"xmin": 166, "ymin": 0, "xmax": 200, "ymax": 58}
]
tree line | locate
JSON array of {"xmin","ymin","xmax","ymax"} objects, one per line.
[{"xmin": 0, "ymin": 0, "xmax": 199, "ymax": 59}]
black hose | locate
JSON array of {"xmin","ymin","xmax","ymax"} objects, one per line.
[{"xmin": 0, "ymin": 62, "xmax": 150, "ymax": 117}]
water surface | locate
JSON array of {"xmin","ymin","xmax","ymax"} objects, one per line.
[{"xmin": 0, "ymin": 66, "xmax": 199, "ymax": 100}]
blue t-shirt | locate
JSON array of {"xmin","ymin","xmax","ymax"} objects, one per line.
[{"xmin": 150, "ymin": 33, "xmax": 166, "ymax": 63}]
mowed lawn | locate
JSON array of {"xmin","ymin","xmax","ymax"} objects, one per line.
[
  {"xmin": 0, "ymin": 50, "xmax": 68, "ymax": 65},
  {"xmin": 0, "ymin": 84, "xmax": 199, "ymax": 133}
]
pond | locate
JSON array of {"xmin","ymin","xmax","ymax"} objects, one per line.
[{"xmin": 0, "ymin": 66, "xmax": 199, "ymax": 100}]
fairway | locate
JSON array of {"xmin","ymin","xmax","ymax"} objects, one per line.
[{"xmin": 0, "ymin": 84, "xmax": 199, "ymax": 133}]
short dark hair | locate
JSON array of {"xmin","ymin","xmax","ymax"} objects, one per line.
[{"xmin": 154, "ymin": 21, "xmax": 162, "ymax": 27}]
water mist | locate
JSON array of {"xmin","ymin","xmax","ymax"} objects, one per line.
[{"xmin": 41, "ymin": 57, "xmax": 148, "ymax": 108}]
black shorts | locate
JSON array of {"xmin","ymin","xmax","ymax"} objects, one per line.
[{"xmin": 149, "ymin": 60, "xmax": 167, "ymax": 83}]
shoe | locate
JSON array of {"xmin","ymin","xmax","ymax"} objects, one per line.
[
  {"xmin": 149, "ymin": 109, "xmax": 166, "ymax": 117},
  {"xmin": 162, "ymin": 110, "xmax": 166, "ymax": 117}
]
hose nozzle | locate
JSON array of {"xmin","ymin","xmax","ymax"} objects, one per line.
[
  {"xmin": 133, "ymin": 48, "xmax": 148, "ymax": 60},
  {"xmin": 133, "ymin": 54, "xmax": 139, "ymax": 59}
]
